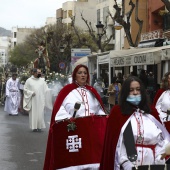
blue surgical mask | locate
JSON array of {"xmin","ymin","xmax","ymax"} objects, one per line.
[{"xmin": 126, "ymin": 94, "xmax": 141, "ymax": 106}]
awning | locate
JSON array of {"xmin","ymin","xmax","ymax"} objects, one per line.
[
  {"xmin": 110, "ymin": 45, "xmax": 170, "ymax": 67},
  {"xmin": 85, "ymin": 45, "xmax": 170, "ymax": 68},
  {"xmin": 111, "ymin": 45, "xmax": 170, "ymax": 67},
  {"xmin": 109, "ymin": 48, "xmax": 152, "ymax": 67}
]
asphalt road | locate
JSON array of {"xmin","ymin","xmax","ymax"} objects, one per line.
[{"xmin": 0, "ymin": 106, "xmax": 52, "ymax": 170}]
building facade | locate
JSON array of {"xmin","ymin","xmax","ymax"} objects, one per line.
[
  {"xmin": 0, "ymin": 36, "xmax": 11, "ymax": 66},
  {"xmin": 11, "ymin": 27, "xmax": 36, "ymax": 49},
  {"xmin": 57, "ymin": 0, "xmax": 97, "ymax": 31},
  {"xmin": 45, "ymin": 17, "xmax": 56, "ymax": 26}
]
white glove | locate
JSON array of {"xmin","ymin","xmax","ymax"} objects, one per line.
[{"xmin": 122, "ymin": 161, "xmax": 134, "ymax": 170}]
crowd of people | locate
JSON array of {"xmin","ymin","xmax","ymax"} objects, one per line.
[
  {"xmin": 43, "ymin": 65, "xmax": 170, "ymax": 170},
  {"xmin": 3, "ymin": 68, "xmax": 68, "ymax": 132},
  {"xmin": 3, "ymin": 63, "xmax": 170, "ymax": 170}
]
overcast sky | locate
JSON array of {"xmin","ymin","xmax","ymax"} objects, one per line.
[{"xmin": 0, "ymin": 0, "xmax": 73, "ymax": 30}]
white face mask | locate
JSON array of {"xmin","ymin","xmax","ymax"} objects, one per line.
[{"xmin": 126, "ymin": 94, "xmax": 141, "ymax": 106}]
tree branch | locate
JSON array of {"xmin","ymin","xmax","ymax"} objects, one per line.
[{"xmin": 134, "ymin": 0, "xmax": 143, "ymax": 46}]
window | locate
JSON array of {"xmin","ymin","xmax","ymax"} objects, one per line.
[
  {"xmin": 97, "ymin": 9, "xmax": 100, "ymax": 23},
  {"xmin": 103, "ymin": 6, "xmax": 109, "ymax": 23},
  {"xmin": 63, "ymin": 11, "xmax": 67, "ymax": 19},
  {"xmin": 164, "ymin": 13, "xmax": 170, "ymax": 31},
  {"xmin": 68, "ymin": 10, "xmax": 72, "ymax": 17},
  {"xmin": 14, "ymin": 32, "xmax": 17, "ymax": 38}
]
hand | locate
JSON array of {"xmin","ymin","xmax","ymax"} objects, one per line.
[
  {"xmin": 161, "ymin": 153, "xmax": 166, "ymax": 160},
  {"xmin": 32, "ymin": 92, "xmax": 36, "ymax": 97},
  {"xmin": 122, "ymin": 161, "xmax": 134, "ymax": 170}
]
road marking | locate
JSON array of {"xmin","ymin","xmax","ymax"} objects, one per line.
[{"xmin": 29, "ymin": 159, "xmax": 38, "ymax": 162}]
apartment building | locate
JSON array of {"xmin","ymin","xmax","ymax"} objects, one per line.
[
  {"xmin": 11, "ymin": 27, "xmax": 36, "ymax": 49},
  {"xmin": 57, "ymin": 0, "xmax": 97, "ymax": 32},
  {"xmin": 0, "ymin": 36, "xmax": 11, "ymax": 66},
  {"xmin": 45, "ymin": 17, "xmax": 56, "ymax": 26}
]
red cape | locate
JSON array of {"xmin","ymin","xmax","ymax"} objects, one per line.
[
  {"xmin": 99, "ymin": 105, "xmax": 161, "ymax": 170},
  {"xmin": 43, "ymin": 83, "xmax": 105, "ymax": 170}
]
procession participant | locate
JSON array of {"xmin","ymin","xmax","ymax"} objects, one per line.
[
  {"xmin": 93, "ymin": 77, "xmax": 106, "ymax": 106},
  {"xmin": 4, "ymin": 72, "xmax": 20, "ymax": 116},
  {"xmin": 44, "ymin": 64, "xmax": 106, "ymax": 170},
  {"xmin": 100, "ymin": 76, "xmax": 170, "ymax": 170},
  {"xmin": 155, "ymin": 71, "xmax": 170, "ymax": 134},
  {"xmin": 107, "ymin": 77, "xmax": 121, "ymax": 108},
  {"xmin": 153, "ymin": 72, "xmax": 169, "ymax": 106},
  {"xmin": 23, "ymin": 68, "xmax": 52, "ymax": 132},
  {"xmin": 54, "ymin": 64, "xmax": 105, "ymax": 121}
]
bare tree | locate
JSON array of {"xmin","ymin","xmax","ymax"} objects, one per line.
[
  {"xmin": 71, "ymin": 13, "xmax": 114, "ymax": 52},
  {"xmin": 161, "ymin": 0, "xmax": 170, "ymax": 12},
  {"xmin": 110, "ymin": 0, "xmax": 143, "ymax": 47}
]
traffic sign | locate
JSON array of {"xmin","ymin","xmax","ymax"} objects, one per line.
[{"xmin": 59, "ymin": 62, "xmax": 65, "ymax": 69}]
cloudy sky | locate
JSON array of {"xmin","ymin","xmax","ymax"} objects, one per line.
[{"xmin": 0, "ymin": 0, "xmax": 73, "ymax": 30}]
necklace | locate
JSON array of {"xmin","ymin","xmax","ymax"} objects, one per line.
[
  {"xmin": 134, "ymin": 110, "xmax": 144, "ymax": 144},
  {"xmin": 76, "ymin": 87, "xmax": 89, "ymax": 116}
]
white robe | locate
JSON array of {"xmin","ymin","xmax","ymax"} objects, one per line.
[
  {"xmin": 4, "ymin": 78, "xmax": 20, "ymax": 115},
  {"xmin": 55, "ymin": 86, "xmax": 105, "ymax": 121},
  {"xmin": 23, "ymin": 76, "xmax": 52, "ymax": 130},
  {"xmin": 156, "ymin": 90, "xmax": 170, "ymax": 123},
  {"xmin": 115, "ymin": 109, "xmax": 170, "ymax": 170}
]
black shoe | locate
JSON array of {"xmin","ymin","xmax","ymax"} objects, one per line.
[
  {"xmin": 37, "ymin": 129, "xmax": 42, "ymax": 132},
  {"xmin": 32, "ymin": 129, "xmax": 38, "ymax": 132}
]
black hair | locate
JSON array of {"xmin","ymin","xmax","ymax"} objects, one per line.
[
  {"xmin": 119, "ymin": 76, "xmax": 150, "ymax": 115},
  {"xmin": 111, "ymin": 77, "xmax": 117, "ymax": 84}
]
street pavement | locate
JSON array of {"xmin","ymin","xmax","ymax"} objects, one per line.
[{"xmin": 0, "ymin": 106, "xmax": 52, "ymax": 170}]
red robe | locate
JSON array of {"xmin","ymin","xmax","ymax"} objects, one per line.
[
  {"xmin": 43, "ymin": 83, "xmax": 105, "ymax": 170},
  {"xmin": 99, "ymin": 105, "xmax": 161, "ymax": 170}
]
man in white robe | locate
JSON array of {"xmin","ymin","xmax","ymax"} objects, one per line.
[
  {"xmin": 23, "ymin": 68, "xmax": 52, "ymax": 132},
  {"xmin": 4, "ymin": 73, "xmax": 20, "ymax": 115}
]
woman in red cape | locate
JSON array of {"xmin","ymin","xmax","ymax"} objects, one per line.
[
  {"xmin": 100, "ymin": 76, "xmax": 170, "ymax": 170},
  {"xmin": 44, "ymin": 64, "xmax": 106, "ymax": 170}
]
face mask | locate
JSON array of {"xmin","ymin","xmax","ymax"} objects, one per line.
[
  {"xmin": 37, "ymin": 74, "xmax": 41, "ymax": 78},
  {"xmin": 126, "ymin": 94, "xmax": 141, "ymax": 106}
]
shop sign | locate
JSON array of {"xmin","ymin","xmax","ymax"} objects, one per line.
[
  {"xmin": 113, "ymin": 57, "xmax": 124, "ymax": 66},
  {"xmin": 98, "ymin": 54, "xmax": 109, "ymax": 64},
  {"xmin": 125, "ymin": 53, "xmax": 154, "ymax": 66},
  {"xmin": 113, "ymin": 53, "xmax": 154, "ymax": 67}
]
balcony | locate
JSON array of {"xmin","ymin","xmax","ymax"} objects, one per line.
[{"xmin": 140, "ymin": 29, "xmax": 164, "ymax": 42}]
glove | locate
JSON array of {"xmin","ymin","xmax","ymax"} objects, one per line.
[{"xmin": 122, "ymin": 161, "xmax": 134, "ymax": 170}]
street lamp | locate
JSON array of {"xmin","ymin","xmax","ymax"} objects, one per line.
[
  {"xmin": 114, "ymin": 21, "xmax": 123, "ymax": 50},
  {"xmin": 96, "ymin": 21, "xmax": 104, "ymax": 53}
]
